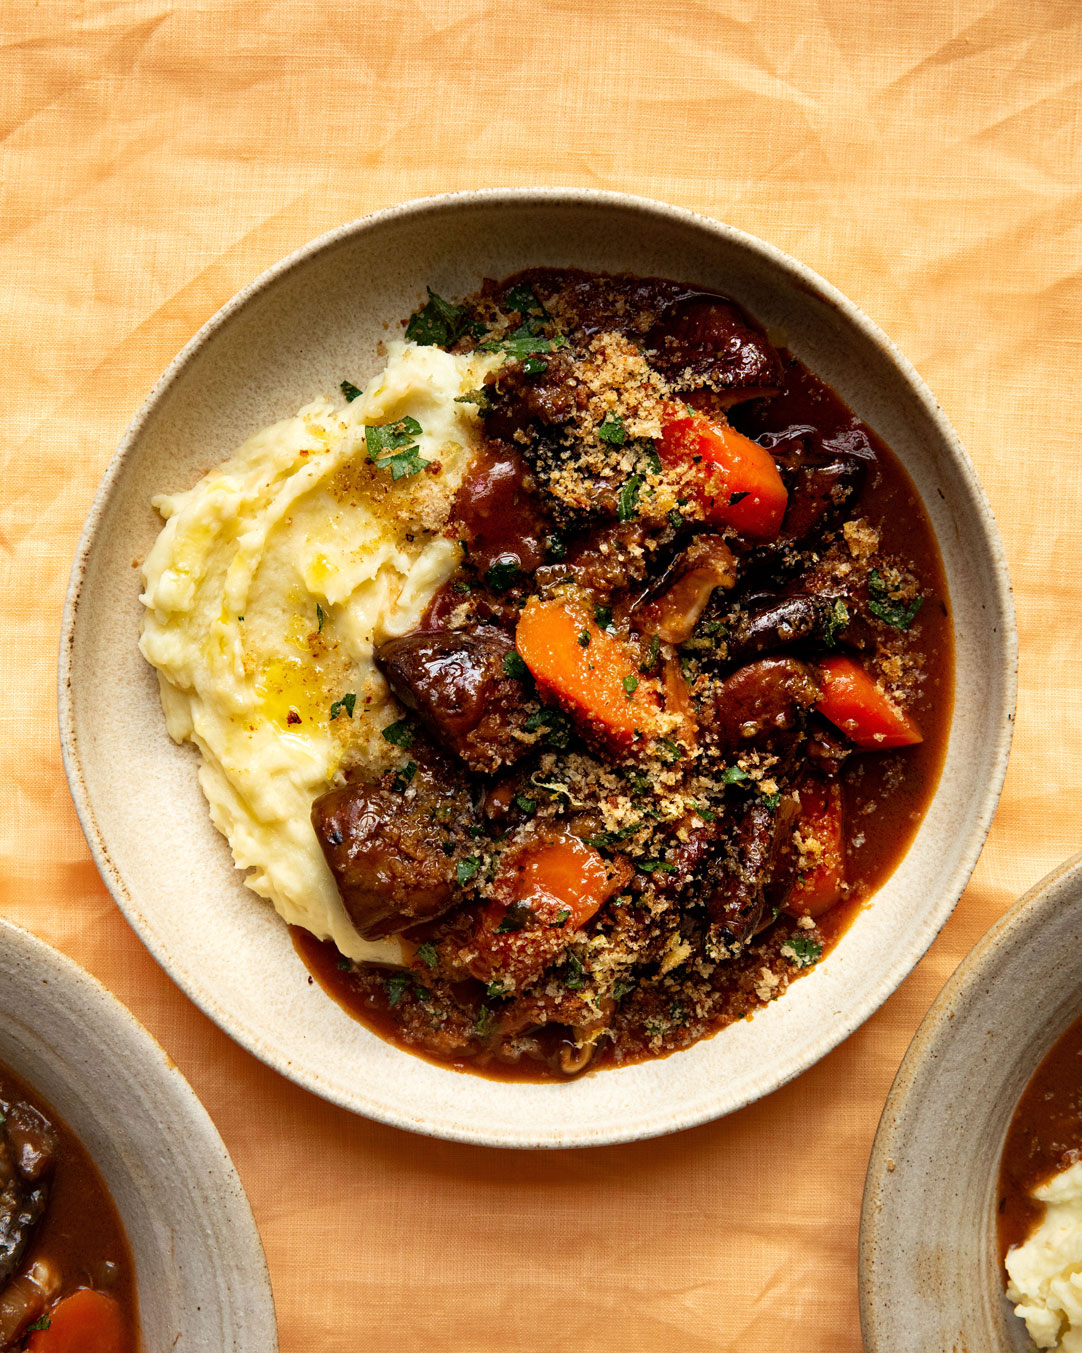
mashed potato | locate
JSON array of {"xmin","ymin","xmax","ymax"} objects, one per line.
[
  {"xmin": 1006, "ymin": 1161, "xmax": 1082, "ymax": 1350},
  {"xmin": 140, "ymin": 340, "xmax": 499, "ymax": 961}
]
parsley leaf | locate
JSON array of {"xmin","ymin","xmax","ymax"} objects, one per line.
[
  {"xmin": 486, "ymin": 558, "xmax": 522, "ymax": 592},
  {"xmin": 391, "ymin": 760, "xmax": 417, "ymax": 793},
  {"xmin": 405, "ymin": 287, "xmax": 482, "ymax": 347},
  {"xmin": 617, "ymin": 474, "xmax": 643, "ymax": 522},
  {"xmin": 504, "ymin": 283, "xmax": 547, "ymax": 317},
  {"xmin": 578, "ymin": 629, "xmax": 591, "ymax": 648},
  {"xmin": 416, "ymin": 941, "xmax": 438, "ymax": 969},
  {"xmin": 721, "ymin": 765, "xmax": 750, "ymax": 785},
  {"xmin": 486, "ymin": 979, "xmax": 508, "ymax": 999},
  {"xmin": 381, "ymin": 718, "xmax": 415, "ymax": 748},
  {"xmin": 612, "ymin": 978, "xmax": 635, "ymax": 1001},
  {"xmin": 668, "ymin": 508, "xmax": 684, "ymax": 530},
  {"xmin": 763, "ymin": 792, "xmax": 782, "ymax": 811},
  {"xmin": 456, "ymin": 857, "xmax": 481, "ymax": 887},
  {"xmin": 655, "ymin": 736, "xmax": 682, "ymax": 764},
  {"xmin": 503, "ymin": 649, "xmax": 530, "ymax": 680},
  {"xmin": 329, "ymin": 692, "xmax": 357, "ymax": 721},
  {"xmin": 26, "ymin": 1315, "xmax": 50, "ymax": 1332},
  {"xmin": 386, "ymin": 974, "xmax": 410, "ymax": 1006},
  {"xmin": 637, "ymin": 859, "xmax": 676, "ymax": 874},
  {"xmin": 785, "ymin": 935, "xmax": 823, "ymax": 968},
  {"xmin": 622, "ymin": 674, "xmax": 639, "ymax": 697},
  {"xmin": 364, "ymin": 416, "xmax": 430, "ymax": 481},
  {"xmin": 593, "ymin": 603, "xmax": 613, "ymax": 631},
  {"xmin": 564, "ymin": 951, "xmax": 587, "ymax": 989},
  {"xmin": 640, "ymin": 634, "xmax": 661, "ymax": 674},
  {"xmin": 474, "ymin": 1005, "xmax": 494, "ymax": 1038},
  {"xmin": 514, "ymin": 794, "xmax": 537, "ymax": 816},
  {"xmin": 545, "ymin": 532, "xmax": 566, "ymax": 560},
  {"xmin": 455, "ymin": 387, "xmax": 492, "ymax": 412},
  {"xmin": 868, "ymin": 571, "xmax": 923, "ymax": 630},
  {"xmin": 496, "ymin": 902, "xmax": 531, "ymax": 934},
  {"xmin": 316, "ymin": 603, "xmax": 325, "ymax": 633},
  {"xmin": 340, "ymin": 379, "xmax": 362, "ymax": 403},
  {"xmin": 550, "ymin": 908, "xmax": 571, "ymax": 927},
  {"xmin": 598, "ymin": 413, "xmax": 628, "ymax": 445},
  {"xmin": 729, "ymin": 490, "xmax": 749, "ymax": 505},
  {"xmin": 823, "ymin": 598, "xmax": 850, "ymax": 647},
  {"xmin": 482, "ymin": 322, "xmax": 566, "ymax": 362},
  {"xmin": 523, "ymin": 707, "xmax": 571, "ymax": 749}
]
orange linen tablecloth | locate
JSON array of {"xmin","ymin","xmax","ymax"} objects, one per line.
[{"xmin": 4, "ymin": 2, "xmax": 1081, "ymax": 1348}]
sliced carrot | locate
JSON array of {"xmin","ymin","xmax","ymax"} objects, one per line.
[
  {"xmin": 516, "ymin": 593, "xmax": 659, "ymax": 750},
  {"xmin": 28, "ymin": 1290, "xmax": 129, "ymax": 1353},
  {"xmin": 816, "ymin": 656, "xmax": 923, "ymax": 749},
  {"xmin": 469, "ymin": 836, "xmax": 630, "ymax": 987},
  {"xmin": 782, "ymin": 780, "xmax": 845, "ymax": 918},
  {"xmin": 658, "ymin": 404, "xmax": 788, "ymax": 539}
]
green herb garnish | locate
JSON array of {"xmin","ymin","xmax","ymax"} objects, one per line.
[
  {"xmin": 578, "ymin": 629, "xmax": 591, "ymax": 648},
  {"xmin": 639, "ymin": 634, "xmax": 661, "ymax": 674},
  {"xmin": 785, "ymin": 935, "xmax": 823, "ymax": 968},
  {"xmin": 386, "ymin": 974, "xmax": 410, "ymax": 1006},
  {"xmin": 364, "ymin": 415, "xmax": 429, "ymax": 481},
  {"xmin": 340, "ymin": 379, "xmax": 362, "ymax": 403},
  {"xmin": 823, "ymin": 597, "xmax": 850, "ymax": 647},
  {"xmin": 316, "ymin": 603, "xmax": 325, "ymax": 633},
  {"xmin": 495, "ymin": 903, "xmax": 531, "ymax": 934},
  {"xmin": 381, "ymin": 718, "xmax": 415, "ymax": 748},
  {"xmin": 622, "ymin": 674, "xmax": 639, "ymax": 697},
  {"xmin": 514, "ymin": 794, "xmax": 537, "ymax": 816},
  {"xmin": 486, "ymin": 558, "xmax": 522, "ymax": 592},
  {"xmin": 637, "ymin": 859, "xmax": 676, "ymax": 874},
  {"xmin": 598, "ymin": 413, "xmax": 628, "ymax": 445},
  {"xmin": 406, "ymin": 287, "xmax": 483, "ymax": 347},
  {"xmin": 329, "ymin": 692, "xmax": 357, "ymax": 721},
  {"xmin": 721, "ymin": 765, "xmax": 749, "ymax": 785},
  {"xmin": 457, "ymin": 857, "xmax": 481, "ymax": 886},
  {"xmin": 617, "ymin": 474, "xmax": 643, "ymax": 522},
  {"xmin": 868, "ymin": 571, "xmax": 923, "ymax": 630},
  {"xmin": 593, "ymin": 603, "xmax": 613, "ymax": 631},
  {"xmin": 503, "ymin": 649, "xmax": 530, "ymax": 680},
  {"xmin": 564, "ymin": 951, "xmax": 587, "ymax": 989},
  {"xmin": 416, "ymin": 941, "xmax": 438, "ymax": 969},
  {"xmin": 391, "ymin": 760, "xmax": 417, "ymax": 793}
]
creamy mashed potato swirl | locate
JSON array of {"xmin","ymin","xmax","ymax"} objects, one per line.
[
  {"xmin": 140, "ymin": 341, "xmax": 499, "ymax": 961},
  {"xmin": 1007, "ymin": 1161, "xmax": 1082, "ymax": 1350}
]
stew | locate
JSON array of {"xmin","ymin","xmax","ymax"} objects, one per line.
[
  {"xmin": 0, "ymin": 1063, "xmax": 135, "ymax": 1351},
  {"xmin": 300, "ymin": 268, "xmax": 953, "ymax": 1080}
]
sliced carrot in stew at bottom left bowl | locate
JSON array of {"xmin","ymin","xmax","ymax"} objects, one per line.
[{"xmin": 26, "ymin": 1290, "xmax": 129, "ymax": 1353}]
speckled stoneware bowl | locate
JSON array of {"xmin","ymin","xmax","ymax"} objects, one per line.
[
  {"xmin": 861, "ymin": 854, "xmax": 1082, "ymax": 1351},
  {"xmin": 0, "ymin": 918, "xmax": 277, "ymax": 1349},
  {"xmin": 59, "ymin": 189, "xmax": 1015, "ymax": 1148}
]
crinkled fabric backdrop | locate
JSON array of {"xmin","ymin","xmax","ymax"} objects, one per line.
[{"xmin": 3, "ymin": 1, "xmax": 1081, "ymax": 1348}]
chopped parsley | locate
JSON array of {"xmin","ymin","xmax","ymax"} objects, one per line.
[
  {"xmin": 823, "ymin": 597, "xmax": 850, "ymax": 647},
  {"xmin": 578, "ymin": 629, "xmax": 591, "ymax": 648},
  {"xmin": 617, "ymin": 474, "xmax": 643, "ymax": 522},
  {"xmin": 504, "ymin": 282, "xmax": 547, "ymax": 317},
  {"xmin": 785, "ymin": 935, "xmax": 823, "ymax": 968},
  {"xmin": 721, "ymin": 765, "xmax": 750, "ymax": 785},
  {"xmin": 26, "ymin": 1316, "xmax": 50, "ymax": 1333},
  {"xmin": 514, "ymin": 794, "xmax": 537, "ymax": 816},
  {"xmin": 455, "ymin": 387, "xmax": 492, "ymax": 411},
  {"xmin": 868, "ymin": 570, "xmax": 923, "ymax": 630},
  {"xmin": 593, "ymin": 603, "xmax": 613, "ymax": 631},
  {"xmin": 416, "ymin": 941, "xmax": 438, "ymax": 969},
  {"xmin": 340, "ymin": 379, "xmax": 362, "ymax": 402},
  {"xmin": 474, "ymin": 1005, "xmax": 495, "ymax": 1038},
  {"xmin": 486, "ymin": 558, "xmax": 523, "ymax": 592},
  {"xmin": 563, "ymin": 951, "xmax": 587, "ymax": 989},
  {"xmin": 486, "ymin": 979, "xmax": 508, "ymax": 998},
  {"xmin": 456, "ymin": 857, "xmax": 481, "ymax": 887},
  {"xmin": 655, "ymin": 736, "xmax": 682, "ymax": 764},
  {"xmin": 495, "ymin": 902, "xmax": 531, "ymax": 934},
  {"xmin": 381, "ymin": 718, "xmax": 415, "ymax": 748},
  {"xmin": 729, "ymin": 490, "xmax": 749, "ymax": 506},
  {"xmin": 668, "ymin": 508, "xmax": 684, "ymax": 530},
  {"xmin": 503, "ymin": 649, "xmax": 530, "ymax": 680},
  {"xmin": 622, "ymin": 674, "xmax": 639, "ymax": 697},
  {"xmin": 637, "ymin": 859, "xmax": 676, "ymax": 874},
  {"xmin": 405, "ymin": 287, "xmax": 483, "ymax": 347},
  {"xmin": 762, "ymin": 791, "xmax": 782, "ymax": 811},
  {"xmin": 523, "ymin": 707, "xmax": 572, "ymax": 750},
  {"xmin": 386, "ymin": 974, "xmax": 410, "ymax": 1006},
  {"xmin": 545, "ymin": 532, "xmax": 567, "ymax": 560},
  {"xmin": 329, "ymin": 692, "xmax": 357, "ymax": 721},
  {"xmin": 584, "ymin": 821, "xmax": 641, "ymax": 848},
  {"xmin": 598, "ymin": 413, "xmax": 628, "ymax": 445},
  {"xmin": 550, "ymin": 908, "xmax": 571, "ymax": 927},
  {"xmin": 391, "ymin": 760, "xmax": 417, "ymax": 793},
  {"xmin": 482, "ymin": 322, "xmax": 566, "ymax": 362},
  {"xmin": 364, "ymin": 415, "xmax": 430, "ymax": 481},
  {"xmin": 639, "ymin": 634, "xmax": 661, "ymax": 674},
  {"xmin": 316, "ymin": 603, "xmax": 325, "ymax": 633}
]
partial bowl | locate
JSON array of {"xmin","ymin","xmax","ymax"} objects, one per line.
[
  {"xmin": 860, "ymin": 854, "xmax": 1082, "ymax": 1351},
  {"xmin": 59, "ymin": 188, "xmax": 1016, "ymax": 1148},
  {"xmin": 0, "ymin": 917, "xmax": 277, "ymax": 1349}
]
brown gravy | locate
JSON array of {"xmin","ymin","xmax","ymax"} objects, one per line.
[{"xmin": 998, "ymin": 1016, "xmax": 1082, "ymax": 1261}]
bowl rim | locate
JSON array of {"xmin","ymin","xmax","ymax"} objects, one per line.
[
  {"xmin": 57, "ymin": 187, "xmax": 1018, "ymax": 1146},
  {"xmin": 858, "ymin": 851, "xmax": 1082, "ymax": 1348},
  {"xmin": 0, "ymin": 915, "xmax": 278, "ymax": 1348}
]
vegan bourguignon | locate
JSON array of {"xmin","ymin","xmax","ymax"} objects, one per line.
[
  {"xmin": 300, "ymin": 268, "xmax": 953, "ymax": 1080},
  {"xmin": 0, "ymin": 1063, "xmax": 135, "ymax": 1351}
]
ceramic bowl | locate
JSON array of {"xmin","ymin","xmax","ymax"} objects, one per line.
[
  {"xmin": 0, "ymin": 917, "xmax": 277, "ymax": 1349},
  {"xmin": 860, "ymin": 854, "xmax": 1082, "ymax": 1351},
  {"xmin": 59, "ymin": 189, "xmax": 1015, "ymax": 1148}
]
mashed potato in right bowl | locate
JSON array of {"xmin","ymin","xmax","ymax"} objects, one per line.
[{"xmin": 1000, "ymin": 1014, "xmax": 1082, "ymax": 1350}]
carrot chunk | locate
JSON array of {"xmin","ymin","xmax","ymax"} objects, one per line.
[
  {"xmin": 816, "ymin": 656, "xmax": 922, "ymax": 749},
  {"xmin": 782, "ymin": 780, "xmax": 845, "ymax": 918},
  {"xmin": 28, "ymin": 1290, "xmax": 129, "ymax": 1353},
  {"xmin": 516, "ymin": 593, "xmax": 658, "ymax": 749},
  {"xmin": 658, "ymin": 404, "xmax": 788, "ymax": 539}
]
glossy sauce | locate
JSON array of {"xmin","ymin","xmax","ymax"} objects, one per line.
[
  {"xmin": 0, "ymin": 1061, "xmax": 137, "ymax": 1347},
  {"xmin": 998, "ymin": 1016, "xmax": 1082, "ymax": 1261}
]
